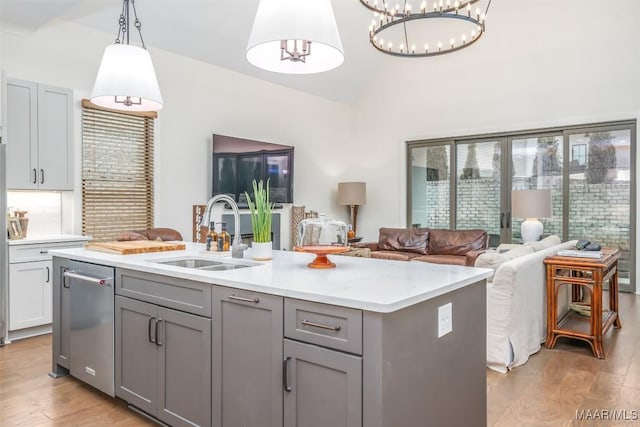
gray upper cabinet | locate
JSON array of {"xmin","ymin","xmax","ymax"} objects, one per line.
[
  {"xmin": 212, "ymin": 287, "xmax": 283, "ymax": 427},
  {"xmin": 6, "ymin": 78, "xmax": 73, "ymax": 190}
]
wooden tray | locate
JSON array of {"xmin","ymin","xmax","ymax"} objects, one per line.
[{"xmin": 85, "ymin": 240, "xmax": 186, "ymax": 255}]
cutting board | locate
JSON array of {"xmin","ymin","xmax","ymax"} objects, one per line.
[{"xmin": 85, "ymin": 240, "xmax": 186, "ymax": 255}]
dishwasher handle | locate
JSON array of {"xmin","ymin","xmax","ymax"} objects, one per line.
[{"xmin": 63, "ymin": 270, "xmax": 110, "ymax": 286}]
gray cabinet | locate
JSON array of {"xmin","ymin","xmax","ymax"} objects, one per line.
[
  {"xmin": 51, "ymin": 257, "xmax": 71, "ymax": 374},
  {"xmin": 6, "ymin": 78, "xmax": 73, "ymax": 190},
  {"xmin": 212, "ymin": 287, "xmax": 283, "ymax": 427},
  {"xmin": 283, "ymin": 339, "xmax": 362, "ymax": 427},
  {"xmin": 115, "ymin": 295, "xmax": 212, "ymax": 427}
]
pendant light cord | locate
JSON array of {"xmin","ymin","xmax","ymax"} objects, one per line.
[{"xmin": 114, "ymin": 0, "xmax": 147, "ymax": 49}]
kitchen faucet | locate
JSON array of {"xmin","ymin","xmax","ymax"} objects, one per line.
[{"xmin": 201, "ymin": 194, "xmax": 246, "ymax": 258}]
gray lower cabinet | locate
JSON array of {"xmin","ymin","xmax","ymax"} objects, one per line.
[
  {"xmin": 212, "ymin": 287, "xmax": 283, "ymax": 427},
  {"xmin": 283, "ymin": 339, "xmax": 362, "ymax": 427},
  {"xmin": 51, "ymin": 257, "xmax": 71, "ymax": 372},
  {"xmin": 115, "ymin": 295, "xmax": 212, "ymax": 427}
]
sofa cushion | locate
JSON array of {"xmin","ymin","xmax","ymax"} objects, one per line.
[
  {"xmin": 378, "ymin": 227, "xmax": 429, "ymax": 255},
  {"xmin": 427, "ymin": 229, "xmax": 487, "ymax": 256},
  {"xmin": 474, "ymin": 245, "xmax": 535, "ymax": 280},
  {"xmin": 411, "ymin": 254, "xmax": 466, "ymax": 266},
  {"xmin": 523, "ymin": 235, "xmax": 561, "ymax": 252},
  {"xmin": 371, "ymin": 250, "xmax": 422, "ymax": 261}
]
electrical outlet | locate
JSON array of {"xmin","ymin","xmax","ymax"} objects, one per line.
[{"xmin": 438, "ymin": 302, "xmax": 452, "ymax": 338}]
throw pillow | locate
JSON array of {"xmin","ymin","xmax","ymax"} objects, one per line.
[
  {"xmin": 524, "ymin": 235, "xmax": 561, "ymax": 252},
  {"xmin": 475, "ymin": 245, "xmax": 535, "ymax": 280}
]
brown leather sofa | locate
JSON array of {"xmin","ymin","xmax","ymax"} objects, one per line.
[
  {"xmin": 116, "ymin": 228, "xmax": 183, "ymax": 241},
  {"xmin": 354, "ymin": 227, "xmax": 488, "ymax": 266}
]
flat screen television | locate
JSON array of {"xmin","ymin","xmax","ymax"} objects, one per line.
[{"xmin": 212, "ymin": 134, "xmax": 294, "ymax": 205}]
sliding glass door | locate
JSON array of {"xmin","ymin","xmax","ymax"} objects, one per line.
[
  {"xmin": 407, "ymin": 120, "xmax": 635, "ymax": 292},
  {"xmin": 565, "ymin": 126, "xmax": 634, "ymax": 292},
  {"xmin": 510, "ymin": 134, "xmax": 564, "ymax": 243},
  {"xmin": 455, "ymin": 140, "xmax": 504, "ymax": 247}
]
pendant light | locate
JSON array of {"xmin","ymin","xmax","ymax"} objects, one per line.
[
  {"xmin": 91, "ymin": 0, "xmax": 163, "ymax": 112},
  {"xmin": 246, "ymin": 0, "xmax": 344, "ymax": 74}
]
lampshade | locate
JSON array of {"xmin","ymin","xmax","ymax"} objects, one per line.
[
  {"xmin": 512, "ymin": 189, "xmax": 552, "ymax": 219},
  {"xmin": 91, "ymin": 44, "xmax": 163, "ymax": 112},
  {"xmin": 338, "ymin": 182, "xmax": 367, "ymax": 206},
  {"xmin": 246, "ymin": 0, "xmax": 344, "ymax": 74}
]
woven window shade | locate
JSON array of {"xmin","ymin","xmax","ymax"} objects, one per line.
[{"xmin": 82, "ymin": 100, "xmax": 155, "ymax": 242}]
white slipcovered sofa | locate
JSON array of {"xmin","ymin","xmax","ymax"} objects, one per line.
[{"xmin": 475, "ymin": 236, "xmax": 578, "ymax": 373}]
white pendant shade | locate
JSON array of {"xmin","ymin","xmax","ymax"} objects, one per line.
[
  {"xmin": 91, "ymin": 44, "xmax": 163, "ymax": 112},
  {"xmin": 246, "ymin": 0, "xmax": 344, "ymax": 74}
]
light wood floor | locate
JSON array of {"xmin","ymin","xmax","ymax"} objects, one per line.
[{"xmin": 1, "ymin": 293, "xmax": 638, "ymax": 427}]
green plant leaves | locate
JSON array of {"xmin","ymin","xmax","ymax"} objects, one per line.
[{"xmin": 245, "ymin": 179, "xmax": 273, "ymax": 243}]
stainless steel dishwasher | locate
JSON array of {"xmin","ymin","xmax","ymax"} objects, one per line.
[{"xmin": 65, "ymin": 261, "xmax": 115, "ymax": 396}]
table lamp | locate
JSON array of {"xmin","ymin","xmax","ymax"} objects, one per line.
[
  {"xmin": 338, "ymin": 182, "xmax": 366, "ymax": 236},
  {"xmin": 512, "ymin": 189, "xmax": 552, "ymax": 243}
]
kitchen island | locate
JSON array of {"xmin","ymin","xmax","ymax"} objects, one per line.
[{"xmin": 50, "ymin": 243, "xmax": 491, "ymax": 427}]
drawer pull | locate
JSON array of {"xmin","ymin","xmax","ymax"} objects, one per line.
[
  {"xmin": 40, "ymin": 169, "xmax": 44, "ymax": 184},
  {"xmin": 228, "ymin": 294, "xmax": 260, "ymax": 304},
  {"xmin": 32, "ymin": 168, "xmax": 37, "ymax": 184},
  {"xmin": 301, "ymin": 319, "xmax": 341, "ymax": 332},
  {"xmin": 40, "ymin": 250, "xmax": 49, "ymax": 254},
  {"xmin": 63, "ymin": 271, "xmax": 108, "ymax": 285},
  {"xmin": 46, "ymin": 266, "xmax": 50, "ymax": 283}
]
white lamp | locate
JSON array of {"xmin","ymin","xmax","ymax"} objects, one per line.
[
  {"xmin": 338, "ymin": 182, "xmax": 366, "ymax": 236},
  {"xmin": 246, "ymin": 0, "xmax": 344, "ymax": 74},
  {"xmin": 512, "ymin": 189, "xmax": 552, "ymax": 243},
  {"xmin": 90, "ymin": 0, "xmax": 163, "ymax": 112}
]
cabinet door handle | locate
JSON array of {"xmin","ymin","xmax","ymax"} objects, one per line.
[
  {"xmin": 284, "ymin": 356, "xmax": 292, "ymax": 392},
  {"xmin": 155, "ymin": 318, "xmax": 163, "ymax": 346},
  {"xmin": 46, "ymin": 266, "xmax": 50, "ymax": 283},
  {"xmin": 40, "ymin": 250, "xmax": 49, "ymax": 254},
  {"xmin": 228, "ymin": 294, "xmax": 260, "ymax": 304},
  {"xmin": 148, "ymin": 316, "xmax": 156, "ymax": 344},
  {"xmin": 506, "ymin": 212, "xmax": 511, "ymax": 228},
  {"xmin": 32, "ymin": 168, "xmax": 37, "ymax": 184},
  {"xmin": 301, "ymin": 319, "xmax": 341, "ymax": 332},
  {"xmin": 40, "ymin": 169, "xmax": 44, "ymax": 184},
  {"xmin": 500, "ymin": 213, "xmax": 505, "ymax": 229}
]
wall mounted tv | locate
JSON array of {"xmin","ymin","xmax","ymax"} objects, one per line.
[{"xmin": 212, "ymin": 134, "xmax": 294, "ymax": 205}]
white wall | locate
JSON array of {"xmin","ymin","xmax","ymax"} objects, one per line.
[
  {"xmin": 1, "ymin": 20, "xmax": 355, "ymax": 243},
  {"xmin": 351, "ymin": 0, "xmax": 640, "ymax": 241}
]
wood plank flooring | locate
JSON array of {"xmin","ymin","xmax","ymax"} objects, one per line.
[{"xmin": 1, "ymin": 292, "xmax": 638, "ymax": 426}]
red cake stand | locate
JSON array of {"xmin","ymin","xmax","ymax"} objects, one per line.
[{"xmin": 293, "ymin": 245, "xmax": 349, "ymax": 268}]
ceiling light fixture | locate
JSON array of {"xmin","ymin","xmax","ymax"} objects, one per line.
[
  {"xmin": 90, "ymin": 0, "xmax": 163, "ymax": 112},
  {"xmin": 359, "ymin": 0, "xmax": 491, "ymax": 57},
  {"xmin": 246, "ymin": 0, "xmax": 344, "ymax": 74}
]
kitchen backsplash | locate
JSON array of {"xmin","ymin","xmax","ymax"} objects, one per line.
[{"xmin": 7, "ymin": 191, "xmax": 62, "ymax": 236}]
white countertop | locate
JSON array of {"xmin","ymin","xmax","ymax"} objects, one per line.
[
  {"xmin": 8, "ymin": 234, "xmax": 91, "ymax": 245},
  {"xmin": 50, "ymin": 242, "xmax": 492, "ymax": 313}
]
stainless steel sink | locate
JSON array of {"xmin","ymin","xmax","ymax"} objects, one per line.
[{"xmin": 149, "ymin": 257, "xmax": 257, "ymax": 270}]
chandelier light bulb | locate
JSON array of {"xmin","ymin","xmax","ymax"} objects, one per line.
[
  {"xmin": 421, "ymin": 1, "xmax": 426, "ymax": 12},
  {"xmin": 437, "ymin": 41, "xmax": 442, "ymax": 50},
  {"xmin": 411, "ymin": 43, "xmax": 416, "ymax": 53},
  {"xmin": 450, "ymin": 38, "xmax": 455, "ymax": 48},
  {"xmin": 467, "ymin": 3, "xmax": 471, "ymax": 16},
  {"xmin": 462, "ymin": 33, "xmax": 467, "ymax": 43}
]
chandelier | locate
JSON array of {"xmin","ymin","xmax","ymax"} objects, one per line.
[
  {"xmin": 359, "ymin": 0, "xmax": 491, "ymax": 57},
  {"xmin": 91, "ymin": 0, "xmax": 163, "ymax": 112}
]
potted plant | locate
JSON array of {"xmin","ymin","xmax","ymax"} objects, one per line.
[{"xmin": 245, "ymin": 179, "xmax": 273, "ymax": 260}]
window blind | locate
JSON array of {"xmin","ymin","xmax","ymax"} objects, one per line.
[{"xmin": 82, "ymin": 100, "xmax": 156, "ymax": 242}]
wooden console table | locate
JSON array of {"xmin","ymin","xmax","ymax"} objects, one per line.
[{"xmin": 544, "ymin": 248, "xmax": 621, "ymax": 359}]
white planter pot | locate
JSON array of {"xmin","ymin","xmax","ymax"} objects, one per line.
[{"xmin": 251, "ymin": 241, "xmax": 272, "ymax": 261}]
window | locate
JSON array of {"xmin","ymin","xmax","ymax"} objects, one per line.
[
  {"xmin": 81, "ymin": 100, "xmax": 156, "ymax": 242},
  {"xmin": 408, "ymin": 120, "xmax": 636, "ymax": 292}
]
